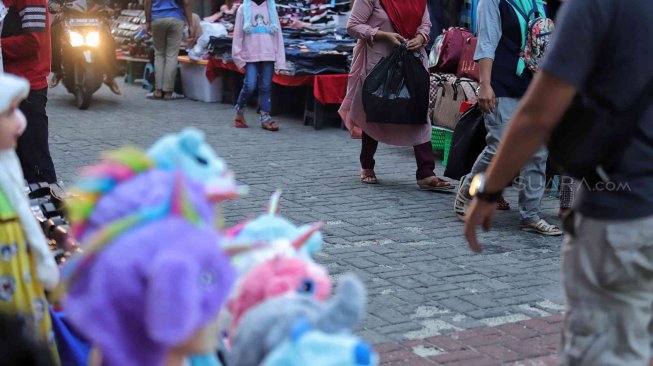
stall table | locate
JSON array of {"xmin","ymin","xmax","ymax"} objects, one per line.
[{"xmin": 116, "ymin": 55, "xmax": 149, "ymax": 84}]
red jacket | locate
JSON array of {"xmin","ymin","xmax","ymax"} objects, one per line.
[{"xmin": 1, "ymin": 0, "xmax": 51, "ymax": 90}]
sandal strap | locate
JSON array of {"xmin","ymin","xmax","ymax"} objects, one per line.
[{"xmin": 530, "ymin": 219, "xmax": 560, "ymax": 233}]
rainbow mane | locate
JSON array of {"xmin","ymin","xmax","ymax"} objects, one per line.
[
  {"xmin": 59, "ymin": 147, "xmax": 207, "ymax": 298},
  {"xmin": 67, "ymin": 147, "xmax": 155, "ymax": 240}
]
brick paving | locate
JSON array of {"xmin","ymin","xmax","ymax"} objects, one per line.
[
  {"xmin": 47, "ymin": 81, "xmax": 565, "ymax": 362},
  {"xmin": 377, "ymin": 314, "xmax": 561, "ymax": 365}
]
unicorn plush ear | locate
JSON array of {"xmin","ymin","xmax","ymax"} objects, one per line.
[
  {"xmin": 291, "ymin": 223, "xmax": 323, "ymax": 252},
  {"xmin": 266, "ymin": 190, "xmax": 282, "ymax": 216},
  {"xmin": 145, "ymin": 252, "xmax": 201, "ymax": 346},
  {"xmin": 178, "ymin": 128, "xmax": 205, "ymax": 156}
]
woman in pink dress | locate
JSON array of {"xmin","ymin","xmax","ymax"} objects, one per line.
[{"xmin": 339, "ymin": 0, "xmax": 453, "ymax": 191}]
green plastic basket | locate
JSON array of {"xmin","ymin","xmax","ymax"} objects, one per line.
[{"xmin": 431, "ymin": 127, "xmax": 454, "ymax": 167}]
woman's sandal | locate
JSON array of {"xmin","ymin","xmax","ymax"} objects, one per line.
[
  {"xmin": 234, "ymin": 114, "xmax": 249, "ymax": 128},
  {"xmin": 146, "ymin": 91, "xmax": 163, "ymax": 100},
  {"xmin": 360, "ymin": 169, "xmax": 378, "ymax": 184},
  {"xmin": 497, "ymin": 196, "xmax": 511, "ymax": 211},
  {"xmin": 416, "ymin": 176, "xmax": 454, "ymax": 192},
  {"xmin": 163, "ymin": 92, "xmax": 185, "ymax": 100},
  {"xmin": 520, "ymin": 219, "xmax": 563, "ymax": 236},
  {"xmin": 261, "ymin": 120, "xmax": 279, "ymax": 132}
]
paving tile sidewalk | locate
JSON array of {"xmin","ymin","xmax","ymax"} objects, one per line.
[
  {"xmin": 48, "ymin": 82, "xmax": 568, "ymax": 354},
  {"xmin": 378, "ymin": 314, "xmax": 562, "ymax": 365}
]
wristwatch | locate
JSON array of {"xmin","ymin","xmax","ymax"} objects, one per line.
[{"xmin": 468, "ymin": 173, "xmax": 503, "ymax": 203}]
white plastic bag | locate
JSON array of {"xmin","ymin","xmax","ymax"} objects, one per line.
[{"xmin": 189, "ymin": 21, "xmax": 228, "ymax": 59}]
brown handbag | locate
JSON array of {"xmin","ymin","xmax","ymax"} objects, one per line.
[
  {"xmin": 456, "ymin": 36, "xmax": 480, "ymax": 81},
  {"xmin": 431, "ymin": 74, "xmax": 478, "ymax": 130}
]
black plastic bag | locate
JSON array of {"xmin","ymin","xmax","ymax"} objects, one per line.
[
  {"xmin": 444, "ymin": 103, "xmax": 486, "ymax": 180},
  {"xmin": 363, "ymin": 45, "xmax": 430, "ymax": 124}
]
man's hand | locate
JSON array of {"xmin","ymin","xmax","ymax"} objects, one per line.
[
  {"xmin": 464, "ymin": 198, "xmax": 498, "ymax": 253},
  {"xmin": 478, "ymin": 82, "xmax": 496, "ymax": 114},
  {"xmin": 406, "ymin": 34, "xmax": 425, "ymax": 51},
  {"xmin": 377, "ymin": 31, "xmax": 404, "ymax": 47}
]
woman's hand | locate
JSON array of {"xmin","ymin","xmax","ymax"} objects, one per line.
[
  {"xmin": 478, "ymin": 83, "xmax": 496, "ymax": 114},
  {"xmin": 377, "ymin": 31, "xmax": 404, "ymax": 47},
  {"xmin": 406, "ymin": 34, "xmax": 426, "ymax": 51}
]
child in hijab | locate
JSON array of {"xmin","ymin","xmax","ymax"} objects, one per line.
[
  {"xmin": 231, "ymin": 0, "xmax": 285, "ymax": 131},
  {"xmin": 0, "ymin": 73, "xmax": 61, "ymax": 364}
]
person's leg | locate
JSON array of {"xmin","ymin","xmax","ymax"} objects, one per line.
[
  {"xmin": 360, "ymin": 131, "xmax": 379, "ymax": 170},
  {"xmin": 151, "ymin": 18, "xmax": 167, "ymax": 97},
  {"xmin": 235, "ymin": 63, "xmax": 259, "ymax": 112},
  {"xmin": 455, "ymin": 98, "xmax": 510, "ymax": 217},
  {"xmin": 101, "ymin": 27, "xmax": 121, "ymax": 94},
  {"xmin": 258, "ymin": 61, "xmax": 278, "ymax": 130},
  {"xmin": 49, "ymin": 21, "xmax": 64, "ymax": 86},
  {"xmin": 15, "ymin": 89, "xmax": 57, "ymax": 184},
  {"xmin": 414, "ymin": 141, "xmax": 453, "ymax": 189},
  {"xmin": 360, "ymin": 131, "xmax": 379, "ymax": 183},
  {"xmin": 162, "ymin": 18, "xmax": 185, "ymax": 97},
  {"xmin": 517, "ymin": 144, "xmax": 548, "ymax": 225},
  {"xmin": 460, "ymin": 98, "xmax": 509, "ymax": 195},
  {"xmin": 413, "ymin": 141, "xmax": 436, "ymax": 181},
  {"xmin": 560, "ymin": 214, "xmax": 653, "ymax": 366}
]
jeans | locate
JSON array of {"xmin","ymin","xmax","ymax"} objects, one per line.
[
  {"xmin": 462, "ymin": 97, "xmax": 548, "ymax": 224},
  {"xmin": 152, "ymin": 17, "xmax": 184, "ymax": 92},
  {"xmin": 360, "ymin": 132, "xmax": 436, "ymax": 180},
  {"xmin": 16, "ymin": 88, "xmax": 57, "ymax": 184},
  {"xmin": 235, "ymin": 61, "xmax": 274, "ymax": 115}
]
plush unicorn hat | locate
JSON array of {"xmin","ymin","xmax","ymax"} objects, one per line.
[
  {"xmin": 262, "ymin": 324, "xmax": 379, "ymax": 366},
  {"xmin": 229, "ymin": 273, "xmax": 369, "ymax": 366},
  {"xmin": 226, "ymin": 191, "xmax": 324, "ymax": 275},
  {"xmin": 63, "ymin": 147, "xmax": 236, "ymax": 366},
  {"xmin": 227, "ymin": 255, "xmax": 333, "ymax": 331},
  {"xmin": 147, "ymin": 128, "xmax": 248, "ymax": 203}
]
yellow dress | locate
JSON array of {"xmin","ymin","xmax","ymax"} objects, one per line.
[{"xmin": 0, "ymin": 187, "xmax": 60, "ymax": 364}]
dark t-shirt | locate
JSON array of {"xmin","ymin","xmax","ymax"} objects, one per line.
[{"xmin": 541, "ymin": 0, "xmax": 653, "ymax": 220}]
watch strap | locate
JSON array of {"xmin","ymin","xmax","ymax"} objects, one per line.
[{"xmin": 475, "ymin": 190, "xmax": 503, "ymax": 203}]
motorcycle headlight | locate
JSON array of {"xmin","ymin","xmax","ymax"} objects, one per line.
[
  {"xmin": 68, "ymin": 31, "xmax": 84, "ymax": 47},
  {"xmin": 85, "ymin": 31, "xmax": 100, "ymax": 47}
]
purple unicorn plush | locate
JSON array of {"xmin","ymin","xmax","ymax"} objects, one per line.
[{"xmin": 62, "ymin": 148, "xmax": 236, "ymax": 366}]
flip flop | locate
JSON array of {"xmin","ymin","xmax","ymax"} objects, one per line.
[
  {"xmin": 234, "ymin": 114, "xmax": 249, "ymax": 128},
  {"xmin": 360, "ymin": 169, "xmax": 378, "ymax": 184},
  {"xmin": 417, "ymin": 176, "xmax": 454, "ymax": 192},
  {"xmin": 146, "ymin": 92, "xmax": 162, "ymax": 100},
  {"xmin": 261, "ymin": 120, "xmax": 279, "ymax": 132},
  {"xmin": 164, "ymin": 92, "xmax": 185, "ymax": 100}
]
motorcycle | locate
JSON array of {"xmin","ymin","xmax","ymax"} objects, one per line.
[{"xmin": 58, "ymin": 0, "xmax": 113, "ymax": 109}]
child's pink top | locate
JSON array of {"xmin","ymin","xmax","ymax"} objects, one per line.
[{"xmin": 231, "ymin": 1, "xmax": 286, "ymax": 69}]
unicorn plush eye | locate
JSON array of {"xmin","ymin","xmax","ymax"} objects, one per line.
[
  {"xmin": 195, "ymin": 155, "xmax": 208, "ymax": 166},
  {"xmin": 200, "ymin": 271, "xmax": 214, "ymax": 288},
  {"xmin": 298, "ymin": 279, "xmax": 315, "ymax": 295}
]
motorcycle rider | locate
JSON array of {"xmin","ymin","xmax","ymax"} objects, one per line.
[{"xmin": 48, "ymin": 0, "xmax": 121, "ymax": 95}]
